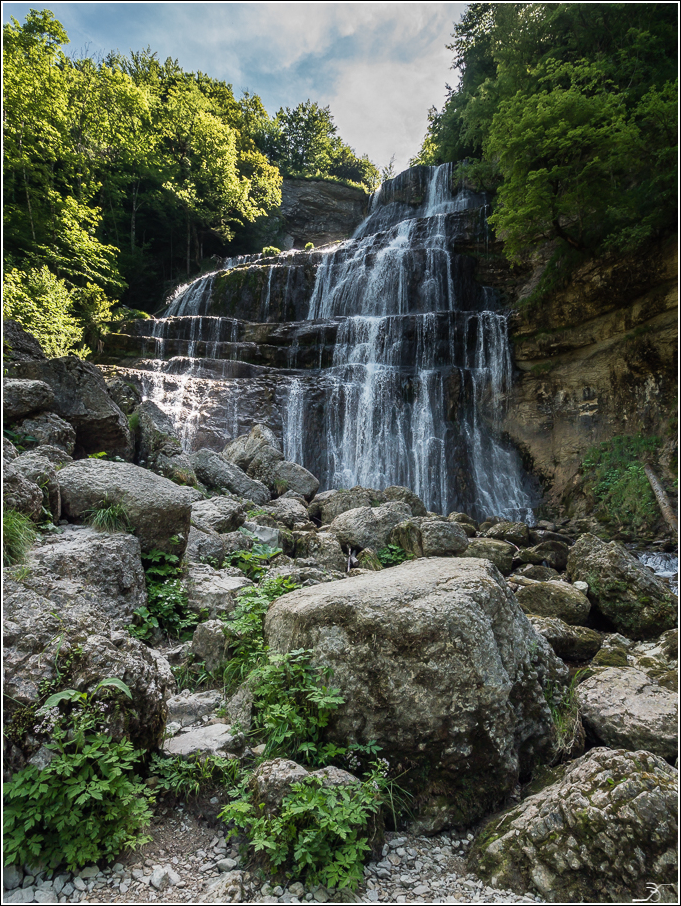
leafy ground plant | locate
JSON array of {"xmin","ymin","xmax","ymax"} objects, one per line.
[
  {"xmin": 544, "ymin": 670, "xmax": 586, "ymax": 763},
  {"xmin": 221, "ymin": 767, "xmax": 388, "ymax": 890},
  {"xmin": 228, "ymin": 543, "xmax": 283, "ymax": 580},
  {"xmin": 149, "ymin": 752, "xmax": 241, "ymax": 798},
  {"xmin": 130, "ymin": 549, "xmax": 200, "ymax": 642},
  {"xmin": 83, "ymin": 497, "xmax": 132, "ymax": 532},
  {"xmin": 377, "ymin": 544, "xmax": 412, "ymax": 567},
  {"xmin": 3, "ymin": 679, "xmax": 153, "ymax": 872},
  {"xmin": 3, "ymin": 508, "xmax": 38, "ymax": 566}
]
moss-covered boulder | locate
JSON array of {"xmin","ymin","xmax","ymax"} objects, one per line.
[
  {"xmin": 516, "ymin": 580, "xmax": 591, "ymax": 625},
  {"xmin": 567, "ymin": 533, "xmax": 677, "ymax": 640},
  {"xmin": 471, "ymin": 747, "xmax": 677, "ymax": 902}
]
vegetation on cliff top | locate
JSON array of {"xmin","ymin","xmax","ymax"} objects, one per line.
[{"xmin": 414, "ymin": 3, "xmax": 677, "ymax": 266}]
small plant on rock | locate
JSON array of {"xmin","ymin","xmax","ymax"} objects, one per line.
[
  {"xmin": 130, "ymin": 549, "xmax": 200, "ymax": 642},
  {"xmin": 3, "ymin": 508, "xmax": 37, "ymax": 566},
  {"xmin": 83, "ymin": 497, "xmax": 132, "ymax": 533},
  {"xmin": 261, "ymin": 246, "xmax": 281, "ymax": 257},
  {"xmin": 376, "ymin": 544, "xmax": 412, "ymax": 567},
  {"xmin": 228, "ymin": 543, "xmax": 283, "ymax": 580},
  {"xmin": 148, "ymin": 752, "xmax": 241, "ymax": 798}
]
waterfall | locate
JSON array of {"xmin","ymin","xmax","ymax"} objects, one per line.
[{"xmin": 115, "ymin": 163, "xmax": 537, "ymax": 520}]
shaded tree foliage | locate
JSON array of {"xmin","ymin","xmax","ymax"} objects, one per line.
[{"xmin": 413, "ymin": 3, "xmax": 677, "ymax": 262}]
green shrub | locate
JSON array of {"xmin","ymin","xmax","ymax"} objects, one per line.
[
  {"xmin": 376, "ymin": 544, "xmax": 412, "ymax": 567},
  {"xmin": 130, "ymin": 549, "xmax": 200, "ymax": 642},
  {"xmin": 149, "ymin": 752, "xmax": 241, "ymax": 798},
  {"xmin": 83, "ymin": 497, "xmax": 131, "ymax": 533},
  {"xmin": 304, "ymin": 242, "xmax": 315, "ymax": 250},
  {"xmin": 220, "ymin": 768, "xmax": 387, "ymax": 890},
  {"xmin": 128, "ymin": 411, "xmax": 140, "ymax": 432},
  {"xmin": 3, "ymin": 266, "xmax": 84, "ymax": 357},
  {"xmin": 262, "ymin": 246, "xmax": 281, "ymax": 257},
  {"xmin": 3, "ymin": 509, "xmax": 37, "ymax": 567},
  {"xmin": 3, "ymin": 680, "xmax": 152, "ymax": 872},
  {"xmin": 228, "ymin": 543, "xmax": 283, "ymax": 580}
]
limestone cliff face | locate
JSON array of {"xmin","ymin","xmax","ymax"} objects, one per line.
[
  {"xmin": 499, "ymin": 238, "xmax": 677, "ymax": 510},
  {"xmin": 279, "ymin": 179, "xmax": 368, "ymax": 249}
]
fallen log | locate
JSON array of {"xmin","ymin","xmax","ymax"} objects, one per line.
[{"xmin": 644, "ymin": 465, "xmax": 678, "ymax": 534}]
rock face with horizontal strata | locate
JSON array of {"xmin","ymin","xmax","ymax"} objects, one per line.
[
  {"xmin": 265, "ymin": 557, "xmax": 564, "ymax": 830},
  {"xmin": 471, "ymin": 747, "xmax": 678, "ymax": 903}
]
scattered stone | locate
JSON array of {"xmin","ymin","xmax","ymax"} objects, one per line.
[{"xmin": 515, "ymin": 581, "xmax": 591, "ymax": 625}]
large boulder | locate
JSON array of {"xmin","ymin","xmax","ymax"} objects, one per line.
[
  {"xmin": 461, "ymin": 539, "xmax": 515, "ymax": 575},
  {"xmin": 191, "ymin": 620, "xmax": 230, "ymax": 673},
  {"xmin": 183, "ymin": 564, "xmax": 252, "ymax": 619},
  {"xmin": 167, "ymin": 689, "xmax": 223, "ymax": 728},
  {"xmin": 308, "ymin": 487, "xmax": 385, "ymax": 525},
  {"xmin": 515, "ymin": 581, "xmax": 591, "ymax": 625},
  {"xmin": 273, "ymin": 460, "xmax": 319, "ymax": 501},
  {"xmin": 222, "ymin": 424, "xmax": 282, "ymax": 470},
  {"xmin": 263, "ymin": 497, "xmax": 313, "ymax": 529},
  {"xmin": 471, "ymin": 747, "xmax": 678, "ymax": 903},
  {"xmin": 292, "ymin": 531, "xmax": 347, "ymax": 572},
  {"xmin": 3, "ymin": 319, "xmax": 47, "ymax": 363},
  {"xmin": 8, "ymin": 452, "xmax": 61, "ymax": 521},
  {"xmin": 13, "ymin": 411, "xmax": 76, "ymax": 454},
  {"xmin": 190, "ymin": 449, "xmax": 270, "ymax": 504},
  {"xmin": 2, "ymin": 469, "xmax": 43, "ymax": 521},
  {"xmin": 328, "ymin": 502, "xmax": 412, "ymax": 552},
  {"xmin": 3, "ymin": 378, "xmax": 55, "ymax": 422},
  {"xmin": 22, "ymin": 527, "xmax": 147, "ymax": 629},
  {"xmin": 382, "ymin": 486, "xmax": 428, "ymax": 517},
  {"xmin": 250, "ymin": 759, "xmax": 361, "ymax": 815},
  {"xmin": 3, "ymin": 578, "xmax": 174, "ymax": 750},
  {"xmin": 388, "ymin": 517, "xmax": 468, "ymax": 558},
  {"xmin": 528, "ymin": 617, "xmax": 602, "ymax": 661},
  {"xmin": 576, "ymin": 667, "xmax": 677, "ymax": 760},
  {"xmin": 484, "ymin": 521, "xmax": 531, "ymax": 547},
  {"xmin": 567, "ymin": 533, "xmax": 677, "ymax": 640},
  {"xmin": 516, "ymin": 541, "xmax": 569, "ymax": 572},
  {"xmin": 185, "ymin": 524, "xmax": 226, "ymax": 565},
  {"xmin": 7, "ymin": 356, "xmax": 133, "ymax": 459},
  {"xmin": 265, "ymin": 557, "xmax": 564, "ymax": 830},
  {"xmin": 136, "ymin": 400, "xmax": 197, "ymax": 486},
  {"xmin": 57, "ymin": 459, "xmax": 194, "ymax": 555}
]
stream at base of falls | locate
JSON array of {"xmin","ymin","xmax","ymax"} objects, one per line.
[{"xmin": 131, "ymin": 164, "xmax": 539, "ymax": 521}]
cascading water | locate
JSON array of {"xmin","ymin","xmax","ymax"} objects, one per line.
[{"xmin": 119, "ymin": 164, "xmax": 537, "ymax": 520}]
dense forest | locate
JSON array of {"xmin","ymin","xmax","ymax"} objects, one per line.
[
  {"xmin": 413, "ymin": 2, "xmax": 677, "ymax": 276},
  {"xmin": 3, "ymin": 9, "xmax": 379, "ymax": 354}
]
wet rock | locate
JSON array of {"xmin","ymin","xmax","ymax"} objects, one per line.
[
  {"xmin": 184, "ymin": 563, "xmax": 252, "ymax": 619},
  {"xmin": 3, "ymin": 378, "xmax": 55, "ymax": 422},
  {"xmin": 515, "ymin": 581, "xmax": 591, "ymax": 625},
  {"xmin": 459, "ymin": 538, "xmax": 515, "ymax": 576},
  {"xmin": 191, "ymin": 619, "xmax": 230, "ymax": 673},
  {"xmin": 471, "ymin": 747, "xmax": 678, "ymax": 902},
  {"xmin": 528, "ymin": 616, "xmax": 602, "ymax": 661},
  {"xmin": 136, "ymin": 400, "xmax": 198, "ymax": 486},
  {"xmin": 28, "ymin": 527, "xmax": 146, "ymax": 628},
  {"xmin": 8, "ymin": 356, "xmax": 134, "ymax": 459},
  {"xmin": 58, "ymin": 459, "xmax": 194, "ymax": 555},
  {"xmin": 576, "ymin": 667, "xmax": 678, "ymax": 759},
  {"xmin": 9, "ymin": 452, "xmax": 60, "ymax": 521},
  {"xmin": 567, "ymin": 533, "xmax": 677, "ymax": 639},
  {"xmin": 484, "ymin": 521, "xmax": 531, "ymax": 547},
  {"xmin": 104, "ymin": 376, "xmax": 142, "ymax": 415},
  {"xmin": 191, "ymin": 497, "xmax": 246, "ymax": 534},
  {"xmin": 265, "ymin": 557, "xmax": 563, "ymax": 829},
  {"xmin": 190, "ymin": 448, "xmax": 270, "ymax": 504},
  {"xmin": 329, "ymin": 502, "xmax": 412, "ymax": 552},
  {"xmin": 167, "ymin": 689, "xmax": 223, "ymax": 727},
  {"xmin": 13, "ymin": 412, "xmax": 77, "ymax": 456}
]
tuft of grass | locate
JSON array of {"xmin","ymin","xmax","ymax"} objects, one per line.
[
  {"xmin": 3, "ymin": 509, "xmax": 38, "ymax": 567},
  {"xmin": 83, "ymin": 498, "xmax": 132, "ymax": 533},
  {"xmin": 127, "ymin": 411, "xmax": 139, "ymax": 432}
]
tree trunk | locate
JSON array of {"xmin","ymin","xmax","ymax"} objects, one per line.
[
  {"xmin": 186, "ymin": 209, "xmax": 191, "ymax": 276},
  {"xmin": 644, "ymin": 466, "xmax": 678, "ymax": 535}
]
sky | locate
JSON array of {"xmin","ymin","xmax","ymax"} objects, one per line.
[{"xmin": 2, "ymin": 1, "xmax": 467, "ymax": 173}]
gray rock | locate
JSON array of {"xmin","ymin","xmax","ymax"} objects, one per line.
[
  {"xmin": 242, "ymin": 521, "xmax": 280, "ymax": 548},
  {"xmin": 7, "ymin": 452, "xmax": 61, "ymax": 521},
  {"xmin": 567, "ymin": 533, "xmax": 677, "ymax": 640},
  {"xmin": 272, "ymin": 460, "xmax": 319, "ymax": 501},
  {"xmin": 292, "ymin": 531, "xmax": 347, "ymax": 572},
  {"xmin": 164, "ymin": 724, "xmax": 241, "ymax": 758},
  {"xmin": 222, "ymin": 684, "xmax": 253, "ymax": 733},
  {"xmin": 471, "ymin": 747, "xmax": 678, "ymax": 902},
  {"xmin": 104, "ymin": 376, "xmax": 141, "ymax": 415},
  {"xmin": 223, "ymin": 424, "xmax": 282, "ymax": 469},
  {"xmin": 184, "ymin": 563, "xmax": 252, "ymax": 619},
  {"xmin": 8, "ymin": 356, "xmax": 133, "ymax": 459},
  {"xmin": 190, "ymin": 449, "xmax": 270, "ymax": 504},
  {"xmin": 34, "ymin": 889, "xmax": 58, "ymax": 903},
  {"xmin": 185, "ymin": 524, "xmax": 226, "ymax": 565},
  {"xmin": 27, "ymin": 527, "xmax": 146, "ymax": 629},
  {"xmin": 27, "ymin": 745, "xmax": 55, "ymax": 770},
  {"xmin": 251, "ymin": 758, "xmax": 359, "ymax": 814},
  {"xmin": 3, "ymin": 577, "xmax": 174, "ymax": 749},
  {"xmin": 3, "ymin": 378, "xmax": 55, "ymax": 422},
  {"xmin": 515, "ymin": 581, "xmax": 591, "ymax": 625},
  {"xmin": 217, "ymin": 859, "xmax": 238, "ymax": 872},
  {"xmin": 280, "ymin": 178, "xmax": 366, "ymax": 247},
  {"xmin": 198, "ymin": 870, "xmax": 243, "ymax": 904},
  {"xmin": 329, "ymin": 502, "xmax": 412, "ymax": 552},
  {"xmin": 461, "ymin": 539, "xmax": 515, "ymax": 575},
  {"xmin": 382, "ymin": 486, "xmax": 428, "ymax": 516},
  {"xmin": 264, "ymin": 497, "xmax": 312, "ymax": 529},
  {"xmin": 484, "ymin": 521, "xmax": 531, "ymax": 547},
  {"xmin": 265, "ymin": 557, "xmax": 564, "ymax": 829},
  {"xmin": 13, "ymin": 412, "xmax": 76, "ymax": 455},
  {"xmin": 3, "ymin": 319, "xmax": 46, "ymax": 363},
  {"xmin": 514, "ymin": 563, "xmax": 561, "ymax": 582},
  {"xmin": 528, "ymin": 616, "xmax": 602, "ymax": 661},
  {"xmin": 2, "ymin": 468, "xmax": 43, "ymax": 520},
  {"xmin": 136, "ymin": 400, "xmax": 197, "ymax": 487},
  {"xmin": 308, "ymin": 487, "xmax": 385, "ymax": 525},
  {"xmin": 167, "ymin": 689, "xmax": 223, "ymax": 727},
  {"xmin": 576, "ymin": 667, "xmax": 678, "ymax": 759},
  {"xmin": 191, "ymin": 620, "xmax": 229, "ymax": 673},
  {"xmin": 58, "ymin": 459, "xmax": 194, "ymax": 555},
  {"xmin": 52, "ymin": 876, "xmax": 70, "ymax": 896},
  {"xmin": 516, "ymin": 541, "xmax": 569, "ymax": 572},
  {"xmin": 191, "ymin": 497, "xmax": 246, "ymax": 535},
  {"xmin": 3, "ymin": 864, "xmax": 23, "ymax": 890},
  {"xmin": 5, "ymin": 888, "xmax": 35, "ymax": 904},
  {"xmin": 3, "ymin": 436, "xmax": 18, "ymax": 468},
  {"xmin": 420, "ymin": 518, "xmax": 469, "ymax": 557}
]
